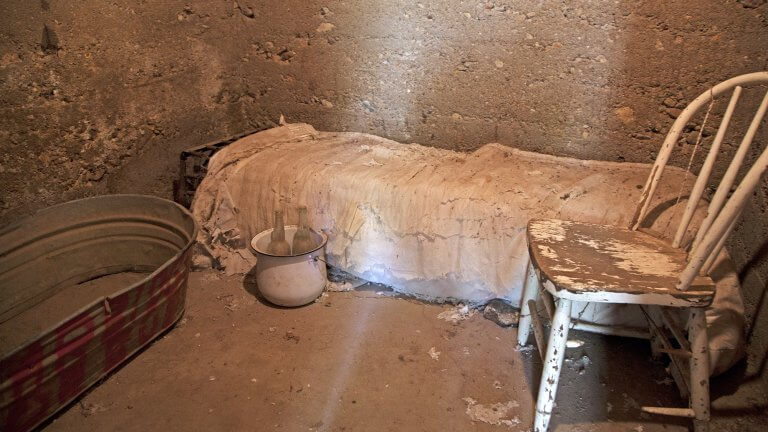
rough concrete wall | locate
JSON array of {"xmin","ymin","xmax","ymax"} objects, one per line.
[
  {"xmin": 1, "ymin": 0, "xmax": 767, "ymax": 384},
  {"xmin": 730, "ymin": 182, "xmax": 768, "ymax": 385}
]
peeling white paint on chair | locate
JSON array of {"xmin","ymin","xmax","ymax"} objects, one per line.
[
  {"xmin": 607, "ymin": 239, "xmax": 681, "ymax": 278},
  {"xmin": 527, "ymin": 219, "xmax": 710, "ymax": 303},
  {"xmin": 537, "ymin": 245, "xmax": 559, "ymax": 260},
  {"xmin": 527, "ymin": 218, "xmax": 568, "ymax": 242},
  {"xmin": 551, "ymin": 275, "xmax": 621, "ymax": 292}
]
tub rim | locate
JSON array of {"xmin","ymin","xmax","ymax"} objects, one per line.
[{"xmin": 0, "ymin": 194, "xmax": 198, "ymax": 360}]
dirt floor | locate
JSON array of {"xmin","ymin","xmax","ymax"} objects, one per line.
[{"xmin": 37, "ymin": 270, "xmax": 768, "ymax": 432}]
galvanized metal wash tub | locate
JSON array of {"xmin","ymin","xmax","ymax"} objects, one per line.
[{"xmin": 0, "ymin": 195, "xmax": 197, "ymax": 432}]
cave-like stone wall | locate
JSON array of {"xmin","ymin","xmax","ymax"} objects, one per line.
[{"xmin": 1, "ymin": 0, "xmax": 767, "ymax": 387}]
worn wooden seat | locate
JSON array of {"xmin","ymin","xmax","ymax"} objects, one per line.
[
  {"xmin": 527, "ymin": 219, "xmax": 715, "ymax": 307},
  {"xmin": 516, "ymin": 72, "xmax": 768, "ymax": 432}
]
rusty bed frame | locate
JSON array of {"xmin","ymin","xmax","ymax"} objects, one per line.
[{"xmin": 173, "ymin": 128, "xmax": 265, "ymax": 208}]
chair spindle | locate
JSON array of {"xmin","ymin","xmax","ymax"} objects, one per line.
[{"xmin": 672, "ymin": 87, "xmax": 742, "ymax": 248}]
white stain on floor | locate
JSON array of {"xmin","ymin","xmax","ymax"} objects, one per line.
[{"xmin": 462, "ymin": 397, "xmax": 521, "ymax": 428}]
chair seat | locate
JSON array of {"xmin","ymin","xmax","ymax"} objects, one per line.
[{"xmin": 527, "ymin": 219, "xmax": 715, "ymax": 307}]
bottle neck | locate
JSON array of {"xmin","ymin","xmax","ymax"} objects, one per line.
[{"xmin": 273, "ymin": 211, "xmax": 285, "ymax": 235}]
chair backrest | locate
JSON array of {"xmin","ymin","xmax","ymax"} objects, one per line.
[{"xmin": 630, "ymin": 72, "xmax": 768, "ymax": 291}]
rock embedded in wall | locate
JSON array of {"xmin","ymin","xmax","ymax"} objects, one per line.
[
  {"xmin": 40, "ymin": 23, "xmax": 60, "ymax": 52},
  {"xmin": 738, "ymin": 0, "xmax": 766, "ymax": 8}
]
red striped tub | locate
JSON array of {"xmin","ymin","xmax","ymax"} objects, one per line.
[{"xmin": 0, "ymin": 195, "xmax": 197, "ymax": 432}]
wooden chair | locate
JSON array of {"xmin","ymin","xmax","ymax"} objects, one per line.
[{"xmin": 516, "ymin": 71, "xmax": 768, "ymax": 432}]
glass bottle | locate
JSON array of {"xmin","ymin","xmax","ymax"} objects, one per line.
[
  {"xmin": 291, "ymin": 206, "xmax": 315, "ymax": 255},
  {"xmin": 267, "ymin": 209, "xmax": 291, "ymax": 255}
]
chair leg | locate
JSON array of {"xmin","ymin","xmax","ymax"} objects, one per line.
[
  {"xmin": 517, "ymin": 259, "xmax": 540, "ymax": 347},
  {"xmin": 529, "ymin": 299, "xmax": 547, "ymax": 359},
  {"xmin": 689, "ymin": 308, "xmax": 710, "ymax": 431},
  {"xmin": 534, "ymin": 298, "xmax": 572, "ymax": 432}
]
